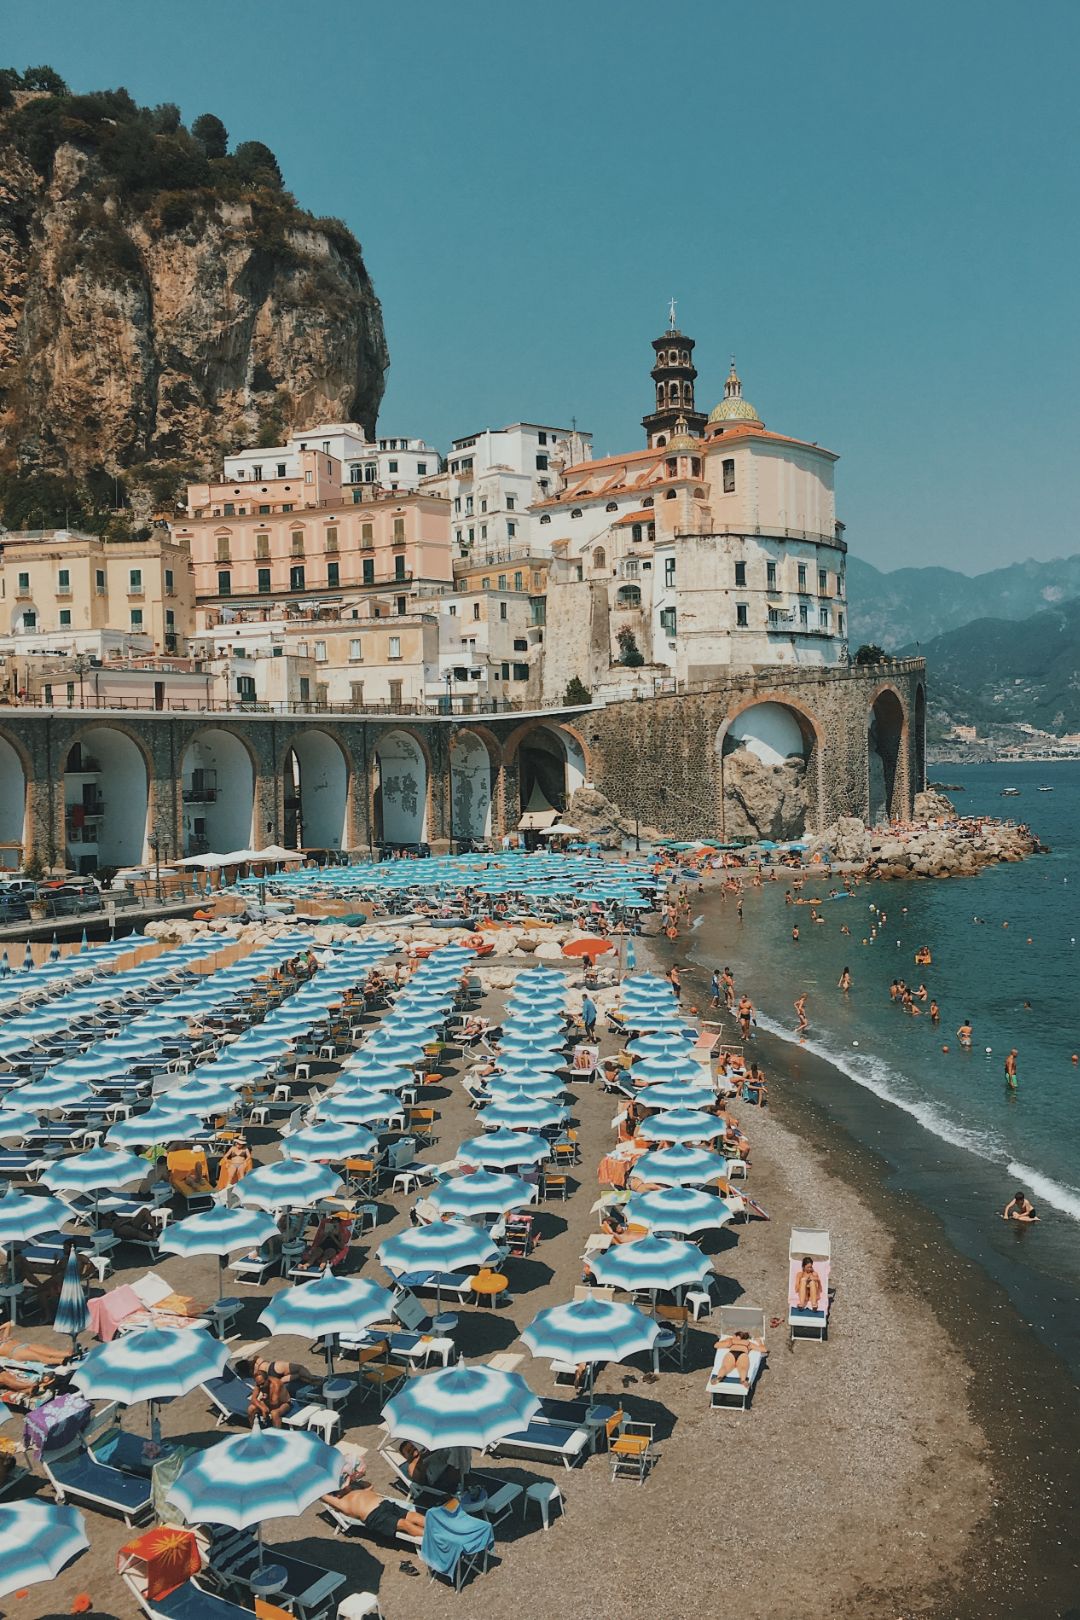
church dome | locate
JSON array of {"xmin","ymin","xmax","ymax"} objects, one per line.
[
  {"xmin": 708, "ymin": 358, "xmax": 760, "ymax": 425},
  {"xmin": 665, "ymin": 415, "xmax": 699, "ymax": 452}
]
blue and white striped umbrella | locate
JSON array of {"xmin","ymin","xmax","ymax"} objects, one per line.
[
  {"xmin": 625, "ymin": 1186, "xmax": 734, "ymax": 1234},
  {"xmin": 239, "ymin": 1159, "xmax": 342, "ymax": 1210},
  {"xmin": 259, "ymin": 1270, "xmax": 393, "ymax": 1365},
  {"xmin": 165, "ymin": 1079, "xmax": 241, "ymax": 1116},
  {"xmin": 169, "ymin": 1427, "xmax": 340, "ymax": 1536},
  {"xmin": 0, "ymin": 1185, "xmax": 73, "ymax": 1244},
  {"xmin": 73, "ymin": 1326, "xmax": 229, "ymax": 1442},
  {"xmin": 381, "ymin": 1361, "xmax": 540, "ymax": 1451},
  {"xmin": 625, "ymin": 937, "xmax": 636, "ymax": 973},
  {"xmin": 486, "ymin": 1074, "xmax": 565, "ymax": 1102},
  {"xmin": 12, "ymin": 1076, "xmax": 90, "ymax": 1112},
  {"xmin": 105, "ymin": 1108, "xmax": 204, "ymax": 1148},
  {"xmin": 627, "ymin": 1029, "xmax": 697, "ymax": 1055},
  {"xmin": 631, "ymin": 1145, "xmax": 729, "ymax": 1187},
  {"xmin": 41, "ymin": 1147, "xmax": 146, "ymax": 1197},
  {"xmin": 48, "ymin": 933, "xmax": 61, "ymax": 963},
  {"xmin": 521, "ymin": 1295, "xmax": 660, "ymax": 1370},
  {"xmin": 0, "ymin": 1107, "xmax": 39, "ymax": 1139},
  {"xmin": 495, "ymin": 1044, "xmax": 564, "ymax": 1070},
  {"xmin": 53, "ymin": 1247, "xmax": 89, "ymax": 1342},
  {"xmin": 160, "ymin": 1205, "xmax": 278, "ymax": 1296},
  {"xmin": 636, "ymin": 1081, "xmax": 716, "ymax": 1111},
  {"xmin": 458, "ymin": 1129, "xmax": 550, "ymax": 1170},
  {"xmin": 478, "ymin": 1096, "xmax": 567, "ymax": 1132},
  {"xmin": 0, "ymin": 949, "xmax": 9, "ymax": 978},
  {"xmin": 631, "ymin": 1052, "xmax": 706, "ymax": 1085},
  {"xmin": 590, "ymin": 1234, "xmax": 713, "ymax": 1294},
  {"xmin": 316, "ymin": 1091, "xmax": 400, "ymax": 1126},
  {"xmin": 378, "ymin": 1220, "xmax": 501, "ymax": 1278},
  {"xmin": 635, "ymin": 1107, "xmax": 724, "ymax": 1145},
  {"xmin": 427, "ymin": 1169, "xmax": 535, "ymax": 1219},
  {"xmin": 282, "ymin": 1121, "xmax": 379, "ymax": 1162},
  {"xmin": 0, "ymin": 1502, "xmax": 89, "ymax": 1601},
  {"xmin": 22, "ymin": 941, "xmax": 33, "ymax": 971}
]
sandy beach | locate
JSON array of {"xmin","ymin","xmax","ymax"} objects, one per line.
[{"xmin": 4, "ymin": 909, "xmax": 1029, "ymax": 1620}]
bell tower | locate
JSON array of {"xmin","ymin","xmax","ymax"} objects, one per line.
[{"xmin": 642, "ymin": 301, "xmax": 707, "ymax": 447}]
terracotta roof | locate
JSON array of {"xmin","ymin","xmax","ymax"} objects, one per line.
[{"xmin": 613, "ymin": 509, "xmax": 655, "ymax": 526}]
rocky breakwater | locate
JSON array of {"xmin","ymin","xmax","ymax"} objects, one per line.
[{"xmin": 806, "ymin": 792, "xmax": 1043, "ymax": 880}]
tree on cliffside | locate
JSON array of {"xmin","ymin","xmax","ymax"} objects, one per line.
[
  {"xmin": 191, "ymin": 112, "xmax": 228, "ymax": 158},
  {"xmin": 563, "ymin": 677, "xmax": 593, "ymax": 706},
  {"xmin": 233, "ymin": 139, "xmax": 283, "ymax": 188}
]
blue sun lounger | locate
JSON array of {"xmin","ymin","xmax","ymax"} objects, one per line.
[
  {"xmin": 123, "ymin": 1575, "xmax": 255, "ymax": 1620},
  {"xmin": 41, "ymin": 1440, "xmax": 153, "ymax": 1525},
  {"xmin": 201, "ymin": 1367, "xmax": 255, "ymax": 1426}
]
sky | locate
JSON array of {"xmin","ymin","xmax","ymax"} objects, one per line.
[{"xmin": 5, "ymin": 0, "xmax": 1078, "ymax": 573}]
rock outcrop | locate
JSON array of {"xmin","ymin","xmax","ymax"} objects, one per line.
[
  {"xmin": 0, "ymin": 85, "xmax": 388, "ymax": 520},
  {"xmin": 722, "ymin": 747, "xmax": 808, "ymax": 842},
  {"xmin": 807, "ymin": 813, "xmax": 1041, "ymax": 879}
]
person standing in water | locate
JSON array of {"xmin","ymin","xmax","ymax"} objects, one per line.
[
  {"xmin": 794, "ymin": 993, "xmax": 809, "ymax": 1032},
  {"xmin": 1004, "ymin": 1049, "xmax": 1019, "ymax": 1091},
  {"xmin": 838, "ymin": 967, "xmax": 852, "ymax": 992},
  {"xmin": 957, "ymin": 1019, "xmax": 973, "ymax": 1048}
]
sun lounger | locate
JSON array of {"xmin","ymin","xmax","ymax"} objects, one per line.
[
  {"xmin": 487, "ymin": 1417, "xmax": 592, "ymax": 1469},
  {"xmin": 706, "ymin": 1304, "xmax": 767, "ymax": 1411},
  {"xmin": 322, "ymin": 1490, "xmax": 422, "ymax": 1548},
  {"xmin": 788, "ymin": 1227, "xmax": 831, "ymax": 1342},
  {"xmin": 207, "ymin": 1527, "xmax": 344, "ymax": 1620},
  {"xmin": 229, "ymin": 1237, "xmax": 282, "ymax": 1285},
  {"xmin": 201, "ymin": 1366, "xmax": 256, "ymax": 1426},
  {"xmin": 393, "ymin": 1269, "xmax": 477, "ymax": 1305},
  {"xmin": 123, "ymin": 1573, "xmax": 256, "ymax": 1620},
  {"xmin": 41, "ymin": 1439, "xmax": 153, "ymax": 1524}
]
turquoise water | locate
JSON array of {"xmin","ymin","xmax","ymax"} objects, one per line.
[{"xmin": 693, "ymin": 759, "xmax": 1080, "ymax": 1220}]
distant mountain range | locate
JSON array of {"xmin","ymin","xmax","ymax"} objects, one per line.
[
  {"xmin": 896, "ymin": 598, "xmax": 1080, "ymax": 735},
  {"xmin": 847, "ymin": 554, "xmax": 1080, "ymax": 650}
]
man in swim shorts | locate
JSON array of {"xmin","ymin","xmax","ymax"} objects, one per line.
[
  {"xmin": 957, "ymin": 1019, "xmax": 973, "ymax": 1048},
  {"xmin": 323, "ymin": 1464, "xmax": 426, "ymax": 1540},
  {"xmin": 1004, "ymin": 1049, "xmax": 1019, "ymax": 1090}
]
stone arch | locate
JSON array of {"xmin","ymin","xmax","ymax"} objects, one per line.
[
  {"xmin": 0, "ymin": 730, "xmax": 28, "ymax": 859},
  {"xmin": 180, "ymin": 726, "xmax": 256, "ymax": 855},
  {"xmin": 868, "ymin": 686, "xmax": 906, "ymax": 824},
  {"xmin": 504, "ymin": 722, "xmax": 589, "ymax": 826},
  {"xmin": 283, "ymin": 727, "xmax": 350, "ymax": 852},
  {"xmin": 63, "ymin": 724, "xmax": 150, "ymax": 872},
  {"xmin": 450, "ymin": 729, "xmax": 495, "ymax": 844},
  {"xmin": 914, "ymin": 684, "xmax": 927, "ymax": 795},
  {"xmin": 373, "ymin": 728, "xmax": 429, "ymax": 846},
  {"xmin": 715, "ymin": 697, "xmax": 822, "ymax": 841}
]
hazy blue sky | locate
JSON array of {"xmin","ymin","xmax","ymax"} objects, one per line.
[{"xmin": 6, "ymin": 0, "xmax": 1077, "ymax": 572}]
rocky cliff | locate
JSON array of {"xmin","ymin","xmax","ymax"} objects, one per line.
[{"xmin": 0, "ymin": 78, "xmax": 388, "ymax": 525}]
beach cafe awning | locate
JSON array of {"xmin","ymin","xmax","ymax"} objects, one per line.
[{"xmin": 518, "ymin": 784, "xmax": 560, "ymax": 833}]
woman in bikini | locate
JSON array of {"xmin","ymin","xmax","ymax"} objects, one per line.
[
  {"xmin": 713, "ymin": 1329, "xmax": 765, "ymax": 1390},
  {"xmin": 794, "ymin": 1256, "xmax": 823, "ymax": 1310}
]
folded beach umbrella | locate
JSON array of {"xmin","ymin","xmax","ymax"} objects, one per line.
[
  {"xmin": 239, "ymin": 1159, "xmax": 341, "ymax": 1210},
  {"xmin": 381, "ymin": 1361, "xmax": 540, "ymax": 1452},
  {"xmin": 427, "ymin": 1169, "xmax": 535, "ymax": 1220},
  {"xmin": 477, "ymin": 1095, "xmax": 567, "ymax": 1132},
  {"xmin": 168, "ymin": 1427, "xmax": 340, "ymax": 1571},
  {"xmin": 590, "ymin": 1234, "xmax": 713, "ymax": 1295},
  {"xmin": 53, "ymin": 1247, "xmax": 89, "ymax": 1346},
  {"xmin": 625, "ymin": 1186, "xmax": 734, "ymax": 1235},
  {"xmin": 73, "ymin": 1326, "xmax": 229, "ymax": 1445},
  {"xmin": 378, "ymin": 1219, "xmax": 501, "ymax": 1279},
  {"xmin": 281, "ymin": 1120, "xmax": 379, "ymax": 1162},
  {"xmin": 258, "ymin": 1269, "xmax": 394, "ymax": 1371},
  {"xmin": 631, "ymin": 1145, "xmax": 729, "ymax": 1187},
  {"xmin": 635, "ymin": 1107, "xmax": 724, "ymax": 1145},
  {"xmin": 0, "ymin": 1503, "xmax": 89, "ymax": 1602},
  {"xmin": 105, "ymin": 1108, "xmax": 203, "ymax": 1149},
  {"xmin": 159, "ymin": 1205, "xmax": 279, "ymax": 1298},
  {"xmin": 457, "ymin": 1129, "xmax": 550, "ymax": 1171},
  {"xmin": 521, "ymin": 1296, "xmax": 660, "ymax": 1385},
  {"xmin": 636, "ymin": 1081, "xmax": 716, "ymax": 1111}
]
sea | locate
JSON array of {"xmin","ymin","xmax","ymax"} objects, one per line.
[{"xmin": 687, "ymin": 758, "xmax": 1080, "ymax": 1376}]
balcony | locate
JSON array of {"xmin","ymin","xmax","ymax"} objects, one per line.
[{"xmin": 183, "ymin": 786, "xmax": 217, "ymax": 803}]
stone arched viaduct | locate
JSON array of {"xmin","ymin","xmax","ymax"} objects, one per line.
[{"xmin": 0, "ymin": 659, "xmax": 925, "ymax": 865}]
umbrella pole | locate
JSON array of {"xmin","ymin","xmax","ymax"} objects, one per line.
[{"xmin": 217, "ymin": 1253, "xmax": 225, "ymax": 1302}]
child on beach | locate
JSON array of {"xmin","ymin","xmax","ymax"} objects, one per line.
[{"xmin": 1002, "ymin": 1190, "xmax": 1038, "ymax": 1222}]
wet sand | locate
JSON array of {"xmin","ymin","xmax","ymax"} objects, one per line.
[{"xmin": 8, "ymin": 927, "xmax": 1033, "ymax": 1620}]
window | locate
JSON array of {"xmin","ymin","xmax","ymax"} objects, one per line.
[
  {"xmin": 468, "ymin": 527, "xmax": 475, "ymax": 544},
  {"xmin": 350, "ymin": 637, "xmax": 363, "ymax": 660},
  {"xmin": 95, "ymin": 569, "xmax": 106, "ymax": 592},
  {"xmin": 473, "ymin": 601, "xmax": 481, "ymax": 620},
  {"xmin": 327, "ymin": 561, "xmax": 340, "ymax": 587},
  {"xmin": 281, "ymin": 504, "xmax": 293, "ymax": 513},
  {"xmin": 514, "ymin": 571, "xmax": 523, "ymax": 591},
  {"xmin": 362, "ymin": 559, "xmax": 374, "ymax": 585},
  {"xmin": 129, "ymin": 568, "xmax": 143, "ymax": 592},
  {"xmin": 507, "ymin": 520, "xmax": 517, "ymax": 538},
  {"xmin": 480, "ymin": 525, "xmax": 488, "ymax": 540},
  {"xmin": 17, "ymin": 571, "xmax": 29, "ymax": 593},
  {"xmin": 394, "ymin": 555, "xmax": 406, "ymax": 581},
  {"xmin": 506, "ymin": 495, "xmax": 516, "ymax": 511},
  {"xmin": 276, "ymin": 463, "xmax": 287, "ymax": 478},
  {"xmin": 631, "ymin": 524, "xmax": 643, "ymax": 543},
  {"xmin": 59, "ymin": 608, "xmax": 71, "ymax": 626},
  {"xmin": 290, "ymin": 564, "xmax": 305, "ymax": 591},
  {"xmin": 799, "ymin": 602, "xmax": 809, "ymax": 625},
  {"xmin": 736, "ymin": 603, "xmax": 749, "ymax": 627},
  {"xmin": 617, "ymin": 584, "xmax": 641, "ymax": 608},
  {"xmin": 819, "ymin": 568, "xmax": 828, "ymax": 595},
  {"xmin": 388, "ymin": 679, "xmax": 403, "ymax": 707},
  {"xmin": 223, "ymin": 502, "xmax": 235, "ymax": 517},
  {"xmin": 315, "ymin": 641, "xmax": 327, "ymax": 662},
  {"xmin": 722, "ymin": 459, "xmax": 735, "ymax": 494},
  {"xmin": 325, "ymin": 527, "xmax": 338, "ymax": 553},
  {"xmin": 291, "ymin": 531, "xmax": 304, "ymax": 556},
  {"xmin": 539, "ymin": 431, "xmax": 548, "ymax": 445},
  {"xmin": 819, "ymin": 606, "xmax": 831, "ymax": 628},
  {"xmin": 217, "ymin": 571, "xmax": 231, "ymax": 596},
  {"xmin": 532, "ymin": 571, "xmax": 542, "ymax": 589},
  {"xmin": 500, "ymin": 662, "xmax": 510, "ymax": 681},
  {"xmin": 257, "ymin": 568, "xmax": 271, "ymax": 594},
  {"xmin": 540, "ymin": 513, "xmax": 551, "ymax": 524},
  {"xmin": 393, "ymin": 517, "xmax": 405, "ymax": 542},
  {"xmin": 57, "ymin": 568, "xmax": 70, "ymax": 591},
  {"xmin": 571, "ymin": 508, "xmax": 582, "ymax": 519},
  {"xmin": 388, "ymin": 460, "xmax": 398, "ymax": 474},
  {"xmin": 513, "ymin": 637, "xmax": 528, "ymax": 652},
  {"xmin": 664, "ymin": 557, "xmax": 676, "ymax": 587},
  {"xmin": 164, "ymin": 568, "xmax": 174, "ymax": 593},
  {"xmin": 465, "ymin": 496, "xmax": 473, "ymax": 514},
  {"xmin": 624, "ymin": 558, "xmax": 640, "ymax": 579},
  {"xmin": 536, "ymin": 454, "xmax": 548, "ymax": 470},
  {"xmin": 216, "ymin": 537, "xmax": 230, "ymax": 563},
  {"xmin": 21, "ymin": 610, "xmax": 35, "ymax": 629},
  {"xmin": 417, "ymin": 462, "xmax": 427, "ymax": 476},
  {"xmin": 734, "ymin": 561, "xmax": 747, "ymax": 587},
  {"xmin": 839, "ymin": 611, "xmax": 846, "ymax": 635},
  {"xmin": 258, "ymin": 504, "xmax": 271, "ymax": 515},
  {"xmin": 131, "ymin": 608, "xmax": 144, "ymax": 628},
  {"xmin": 513, "ymin": 663, "xmax": 529, "ymax": 680},
  {"xmin": 305, "ymin": 470, "xmax": 313, "ymax": 485},
  {"xmin": 252, "ymin": 464, "xmax": 262, "ymax": 481},
  {"xmin": 237, "ymin": 675, "xmax": 256, "ymax": 701},
  {"xmin": 766, "ymin": 560, "xmax": 777, "ymax": 589},
  {"xmin": 666, "ymin": 458, "xmax": 677, "ymax": 476},
  {"xmin": 498, "ymin": 574, "xmax": 507, "ymax": 590},
  {"xmin": 499, "ymin": 602, "xmax": 508, "ymax": 621},
  {"xmin": 361, "ymin": 523, "xmax": 374, "ymax": 549},
  {"xmin": 660, "ymin": 607, "xmax": 677, "ymax": 635},
  {"xmin": 388, "ymin": 636, "xmax": 401, "ymax": 659},
  {"xmin": 396, "ymin": 595, "xmax": 407, "ymax": 615},
  {"xmin": 447, "ymin": 604, "xmax": 457, "ymax": 617},
  {"xmin": 797, "ymin": 563, "xmax": 807, "ymax": 590},
  {"xmin": 454, "ymin": 498, "xmax": 461, "ymax": 515}
]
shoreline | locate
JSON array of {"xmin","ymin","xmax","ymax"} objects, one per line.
[{"xmin": 638, "ymin": 902, "xmax": 1080, "ymax": 1618}]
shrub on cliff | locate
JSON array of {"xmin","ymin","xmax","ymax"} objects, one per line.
[{"xmin": 563, "ymin": 677, "xmax": 593, "ymax": 706}]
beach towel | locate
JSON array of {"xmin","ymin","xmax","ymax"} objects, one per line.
[
  {"xmin": 89, "ymin": 1283, "xmax": 141, "ymax": 1341},
  {"xmin": 789, "ymin": 1258, "xmax": 830, "ymax": 1317},
  {"xmin": 24, "ymin": 1392, "xmax": 92, "ymax": 1460},
  {"xmin": 420, "ymin": 1505, "xmax": 493, "ymax": 1577}
]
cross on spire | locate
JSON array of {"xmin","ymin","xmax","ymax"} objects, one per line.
[{"xmin": 668, "ymin": 297, "xmax": 677, "ymax": 331}]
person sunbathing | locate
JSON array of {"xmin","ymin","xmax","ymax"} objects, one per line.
[
  {"xmin": 99, "ymin": 1206, "xmax": 159, "ymax": 1244},
  {"xmin": 301, "ymin": 1215, "xmax": 351, "ymax": 1268},
  {"xmin": 170, "ymin": 1160, "xmax": 213, "ymax": 1197},
  {"xmin": 713, "ymin": 1329, "xmax": 765, "ymax": 1390},
  {"xmin": 323, "ymin": 1464, "xmax": 426, "ymax": 1540},
  {"xmin": 400, "ymin": 1439, "xmax": 459, "ymax": 1491},
  {"xmin": 794, "ymin": 1257, "xmax": 823, "ymax": 1310},
  {"xmin": 247, "ymin": 1365, "xmax": 291, "ymax": 1427},
  {"xmin": 0, "ymin": 1366, "xmax": 55, "ymax": 1397},
  {"xmin": 217, "ymin": 1139, "xmax": 254, "ymax": 1189}
]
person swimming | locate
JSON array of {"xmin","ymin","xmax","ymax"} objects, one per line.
[{"xmin": 957, "ymin": 1019, "xmax": 973, "ymax": 1048}]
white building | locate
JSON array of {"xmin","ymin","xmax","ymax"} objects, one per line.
[
  {"xmin": 224, "ymin": 424, "xmax": 439, "ymax": 494},
  {"xmin": 441, "ymin": 423, "xmax": 593, "ymax": 563},
  {"xmin": 427, "ymin": 587, "xmax": 540, "ymax": 708}
]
